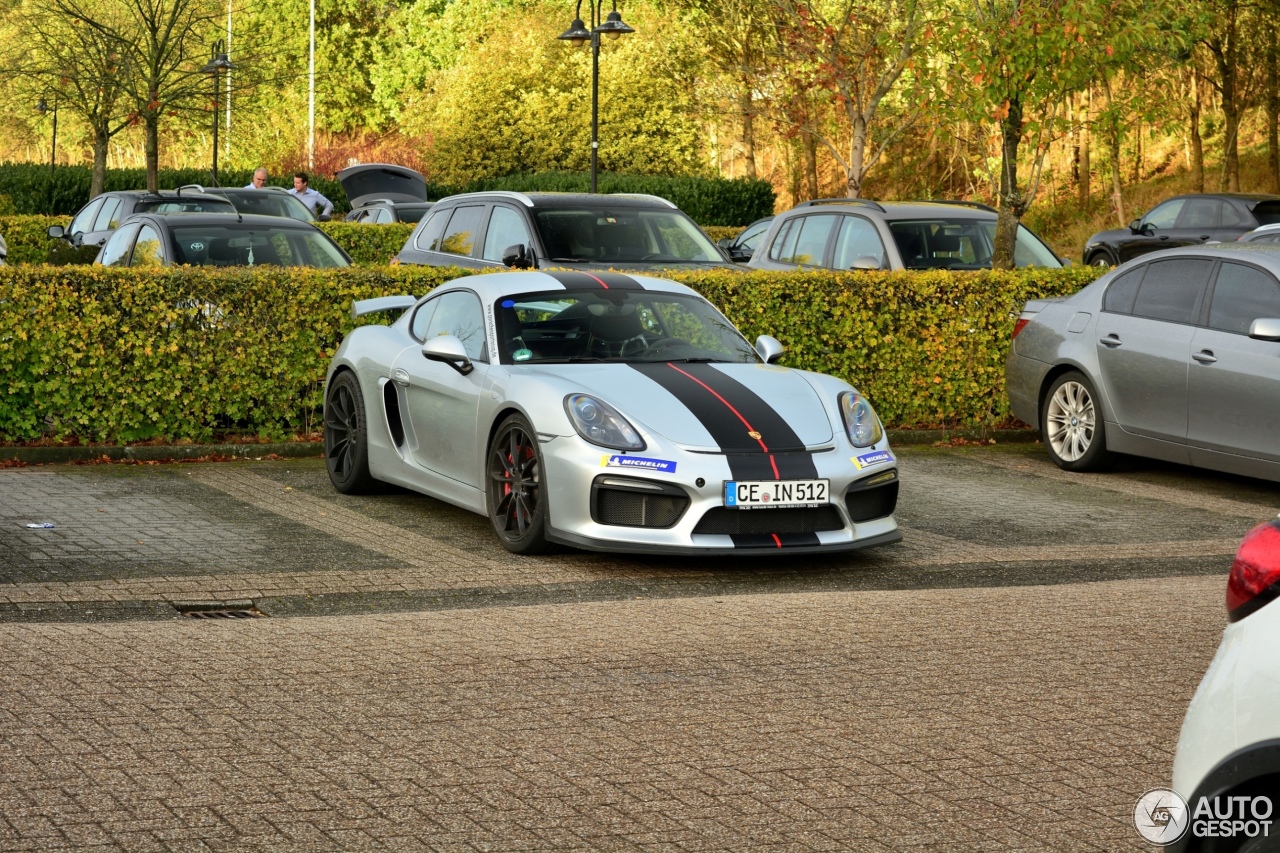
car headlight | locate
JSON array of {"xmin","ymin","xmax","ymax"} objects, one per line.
[
  {"xmin": 564, "ymin": 394, "xmax": 645, "ymax": 450},
  {"xmin": 839, "ymin": 391, "xmax": 883, "ymax": 448}
]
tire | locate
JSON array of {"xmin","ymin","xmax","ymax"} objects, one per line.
[
  {"xmin": 1088, "ymin": 252, "xmax": 1113, "ymax": 268},
  {"xmin": 324, "ymin": 370, "xmax": 378, "ymax": 494},
  {"xmin": 1041, "ymin": 371, "xmax": 1113, "ymax": 472},
  {"xmin": 486, "ymin": 414, "xmax": 555, "ymax": 555}
]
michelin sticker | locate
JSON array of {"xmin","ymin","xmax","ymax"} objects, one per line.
[
  {"xmin": 852, "ymin": 450, "xmax": 894, "ymax": 469},
  {"xmin": 601, "ymin": 454, "xmax": 677, "ymax": 474}
]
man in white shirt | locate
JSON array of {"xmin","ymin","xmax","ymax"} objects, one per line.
[
  {"xmin": 244, "ymin": 168, "xmax": 268, "ymax": 189},
  {"xmin": 288, "ymin": 172, "xmax": 334, "ymax": 219}
]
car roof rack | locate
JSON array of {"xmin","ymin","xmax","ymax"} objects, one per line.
[
  {"xmin": 608, "ymin": 193, "xmax": 677, "ymax": 209},
  {"xmin": 925, "ymin": 199, "xmax": 998, "ymax": 213},
  {"xmin": 175, "ymin": 184, "xmax": 205, "ymax": 195},
  {"xmin": 436, "ymin": 190, "xmax": 535, "ymax": 207},
  {"xmin": 795, "ymin": 197, "xmax": 887, "ymax": 212}
]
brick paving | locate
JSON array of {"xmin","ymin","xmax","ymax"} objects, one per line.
[{"xmin": 0, "ymin": 444, "xmax": 1275, "ymax": 850}]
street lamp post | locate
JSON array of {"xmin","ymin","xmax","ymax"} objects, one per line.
[
  {"xmin": 201, "ymin": 41, "xmax": 233, "ymax": 187},
  {"xmin": 558, "ymin": 1, "xmax": 635, "ymax": 193},
  {"xmin": 35, "ymin": 97, "xmax": 58, "ymax": 211}
]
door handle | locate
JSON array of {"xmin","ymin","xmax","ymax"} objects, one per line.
[
  {"xmin": 1199, "ymin": 235, "xmax": 1211, "ymax": 241},
  {"xmin": 392, "ymin": 367, "xmax": 410, "ymax": 386},
  {"xmin": 1192, "ymin": 350, "xmax": 1217, "ymax": 364},
  {"xmin": 1100, "ymin": 334, "xmax": 1123, "ymax": 348}
]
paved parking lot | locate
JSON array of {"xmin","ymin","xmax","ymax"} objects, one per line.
[{"xmin": 0, "ymin": 443, "xmax": 1276, "ymax": 850}]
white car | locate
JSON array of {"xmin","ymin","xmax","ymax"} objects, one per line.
[{"xmin": 1169, "ymin": 517, "xmax": 1280, "ymax": 852}]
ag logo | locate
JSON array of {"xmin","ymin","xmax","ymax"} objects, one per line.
[
  {"xmin": 1134, "ymin": 788, "xmax": 1189, "ymax": 845},
  {"xmin": 747, "ymin": 430, "xmax": 761, "ymax": 440}
]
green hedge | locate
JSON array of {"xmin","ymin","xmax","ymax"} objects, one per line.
[
  {"xmin": 0, "ymin": 265, "xmax": 1101, "ymax": 444},
  {"xmin": 316, "ymin": 222, "xmax": 414, "ymax": 265},
  {"xmin": 0, "ymin": 163, "xmax": 775, "ymax": 225}
]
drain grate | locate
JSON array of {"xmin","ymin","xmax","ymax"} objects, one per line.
[{"xmin": 175, "ymin": 601, "xmax": 267, "ymax": 619}]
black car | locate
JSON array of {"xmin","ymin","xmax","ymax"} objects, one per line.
[
  {"xmin": 93, "ymin": 213, "xmax": 352, "ymax": 268},
  {"xmin": 1082, "ymin": 193, "xmax": 1280, "ymax": 267},
  {"xmin": 48, "ymin": 189, "xmax": 237, "ymax": 251},
  {"xmin": 338, "ymin": 163, "xmax": 433, "ymax": 224},
  {"xmin": 197, "ymin": 187, "xmax": 319, "ymax": 223},
  {"xmin": 716, "ymin": 216, "xmax": 774, "ymax": 263},
  {"xmin": 394, "ymin": 191, "xmax": 737, "ymax": 271}
]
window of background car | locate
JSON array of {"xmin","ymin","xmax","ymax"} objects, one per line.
[
  {"xmin": 1222, "ymin": 203, "xmax": 1251, "ymax": 228},
  {"xmin": 1102, "ymin": 267, "xmax": 1144, "ymax": 314},
  {"xmin": 1253, "ymin": 201, "xmax": 1280, "ymax": 225},
  {"xmin": 70, "ymin": 199, "xmax": 104, "ymax": 236},
  {"xmin": 1130, "ymin": 258, "xmax": 1213, "ymax": 323},
  {"xmin": 130, "ymin": 224, "xmax": 165, "ymax": 267},
  {"xmin": 375, "ymin": 209, "xmax": 393, "ymax": 224},
  {"xmin": 399, "ymin": 207, "xmax": 430, "ymax": 224},
  {"xmin": 482, "ymin": 207, "xmax": 532, "ymax": 262},
  {"xmin": 1208, "ymin": 262, "xmax": 1280, "ymax": 334},
  {"xmin": 93, "ymin": 197, "xmax": 122, "ymax": 232},
  {"xmin": 424, "ymin": 290, "xmax": 486, "ymax": 360},
  {"xmin": 532, "ymin": 209, "xmax": 720, "ymax": 263},
  {"xmin": 413, "ymin": 210, "xmax": 447, "ymax": 252},
  {"xmin": 1179, "ymin": 198, "xmax": 1221, "ymax": 229},
  {"xmin": 98, "ymin": 224, "xmax": 139, "ymax": 267},
  {"xmin": 1143, "ymin": 200, "xmax": 1184, "ymax": 229},
  {"xmin": 438, "ymin": 206, "xmax": 485, "ymax": 257},
  {"xmin": 832, "ymin": 216, "xmax": 886, "ymax": 269},
  {"xmin": 773, "ymin": 214, "xmax": 838, "ymax": 266}
]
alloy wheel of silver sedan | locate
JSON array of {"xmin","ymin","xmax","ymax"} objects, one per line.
[{"xmin": 1042, "ymin": 371, "xmax": 1112, "ymax": 472}]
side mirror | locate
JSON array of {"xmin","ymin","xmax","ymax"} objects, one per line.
[
  {"xmin": 754, "ymin": 334, "xmax": 785, "ymax": 364},
  {"xmin": 850, "ymin": 255, "xmax": 882, "ymax": 270},
  {"xmin": 1249, "ymin": 318, "xmax": 1280, "ymax": 341},
  {"xmin": 1128, "ymin": 218, "xmax": 1143, "ymax": 233},
  {"xmin": 422, "ymin": 334, "xmax": 474, "ymax": 375},
  {"xmin": 716, "ymin": 237, "xmax": 732, "ymax": 248},
  {"xmin": 47, "ymin": 224, "xmax": 65, "ymax": 240},
  {"xmin": 502, "ymin": 243, "xmax": 534, "ymax": 269}
]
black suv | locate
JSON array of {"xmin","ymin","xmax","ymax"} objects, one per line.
[
  {"xmin": 48, "ymin": 189, "xmax": 236, "ymax": 251},
  {"xmin": 393, "ymin": 191, "xmax": 736, "ymax": 271},
  {"xmin": 1082, "ymin": 193, "xmax": 1280, "ymax": 267}
]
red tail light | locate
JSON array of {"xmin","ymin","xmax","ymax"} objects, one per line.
[
  {"xmin": 1227, "ymin": 518, "xmax": 1280, "ymax": 622},
  {"xmin": 1012, "ymin": 318, "xmax": 1029, "ymax": 338}
]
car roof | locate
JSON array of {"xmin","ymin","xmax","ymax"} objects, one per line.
[
  {"xmin": 778, "ymin": 198, "xmax": 999, "ymax": 219},
  {"xmin": 1126, "ymin": 243, "xmax": 1280, "ymax": 261},
  {"xmin": 431, "ymin": 191, "xmax": 679, "ymax": 211},
  {"xmin": 103, "ymin": 189, "xmax": 229, "ymax": 201},
  {"xmin": 432, "ymin": 270, "xmax": 701, "ymax": 301},
  {"xmin": 1166, "ymin": 192, "xmax": 1280, "ymax": 203},
  {"xmin": 121, "ymin": 212, "xmax": 320, "ymax": 229}
]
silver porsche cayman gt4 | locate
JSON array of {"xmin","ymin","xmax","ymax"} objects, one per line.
[{"xmin": 323, "ymin": 270, "xmax": 901, "ymax": 555}]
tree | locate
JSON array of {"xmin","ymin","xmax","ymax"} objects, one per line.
[
  {"xmin": 945, "ymin": 0, "xmax": 1183, "ymax": 268},
  {"xmin": 770, "ymin": 0, "xmax": 933, "ymax": 197}
]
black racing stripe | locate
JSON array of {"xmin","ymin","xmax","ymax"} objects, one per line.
[
  {"xmin": 537, "ymin": 270, "xmax": 644, "ymax": 290},
  {"xmin": 629, "ymin": 362, "xmax": 819, "ymax": 480},
  {"xmin": 729, "ymin": 532, "xmax": 822, "ymax": 549}
]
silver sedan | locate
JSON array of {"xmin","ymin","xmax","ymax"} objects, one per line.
[{"xmin": 1006, "ymin": 244, "xmax": 1280, "ymax": 481}]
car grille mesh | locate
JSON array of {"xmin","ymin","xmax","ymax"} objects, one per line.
[
  {"xmin": 845, "ymin": 480, "xmax": 899, "ymax": 523},
  {"xmin": 595, "ymin": 489, "xmax": 688, "ymax": 529},
  {"xmin": 693, "ymin": 506, "xmax": 845, "ymax": 535}
]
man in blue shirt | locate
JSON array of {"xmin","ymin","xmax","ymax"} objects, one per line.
[
  {"xmin": 288, "ymin": 172, "xmax": 334, "ymax": 219},
  {"xmin": 244, "ymin": 167, "xmax": 268, "ymax": 189}
]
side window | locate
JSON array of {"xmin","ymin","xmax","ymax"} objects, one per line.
[
  {"xmin": 411, "ymin": 298, "xmax": 438, "ymax": 341},
  {"xmin": 425, "ymin": 290, "xmax": 486, "ymax": 361},
  {"xmin": 69, "ymin": 199, "xmax": 105, "ymax": 236},
  {"xmin": 98, "ymin": 224, "xmax": 139, "ymax": 267},
  {"xmin": 438, "ymin": 205, "xmax": 485, "ymax": 257},
  {"xmin": 413, "ymin": 209, "xmax": 448, "ymax": 252},
  {"xmin": 94, "ymin": 197, "xmax": 123, "ymax": 231},
  {"xmin": 1209, "ymin": 262, "xmax": 1280, "ymax": 335},
  {"xmin": 374, "ymin": 208, "xmax": 393, "ymax": 224},
  {"xmin": 482, "ymin": 206, "xmax": 533, "ymax": 262},
  {"xmin": 1178, "ymin": 198, "xmax": 1221, "ymax": 230},
  {"xmin": 1143, "ymin": 200, "xmax": 1184, "ymax": 230},
  {"xmin": 130, "ymin": 224, "xmax": 166, "ymax": 267},
  {"xmin": 776, "ymin": 214, "xmax": 838, "ymax": 266},
  {"xmin": 766, "ymin": 218, "xmax": 797, "ymax": 261},
  {"xmin": 1102, "ymin": 267, "xmax": 1144, "ymax": 314},
  {"xmin": 832, "ymin": 216, "xmax": 886, "ymax": 269},
  {"xmin": 1222, "ymin": 203, "xmax": 1250, "ymax": 228},
  {"xmin": 1130, "ymin": 258, "xmax": 1213, "ymax": 324}
]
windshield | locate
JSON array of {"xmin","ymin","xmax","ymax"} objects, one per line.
[
  {"xmin": 888, "ymin": 218, "xmax": 1062, "ymax": 269},
  {"xmin": 495, "ymin": 289, "xmax": 759, "ymax": 364},
  {"xmin": 534, "ymin": 208, "xmax": 725, "ymax": 264},
  {"xmin": 221, "ymin": 192, "xmax": 313, "ymax": 222},
  {"xmin": 170, "ymin": 225, "xmax": 350, "ymax": 267},
  {"xmin": 137, "ymin": 198, "xmax": 234, "ymax": 214}
]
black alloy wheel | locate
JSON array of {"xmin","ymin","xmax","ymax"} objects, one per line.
[
  {"xmin": 486, "ymin": 414, "xmax": 555, "ymax": 554},
  {"xmin": 324, "ymin": 371, "xmax": 377, "ymax": 493}
]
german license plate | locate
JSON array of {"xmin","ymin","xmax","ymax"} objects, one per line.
[{"xmin": 724, "ymin": 479, "xmax": 829, "ymax": 509}]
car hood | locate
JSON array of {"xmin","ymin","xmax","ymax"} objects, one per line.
[
  {"xmin": 336, "ymin": 163, "xmax": 428, "ymax": 207},
  {"xmin": 1085, "ymin": 227, "xmax": 1135, "ymax": 246},
  {"xmin": 523, "ymin": 362, "xmax": 835, "ymax": 450}
]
